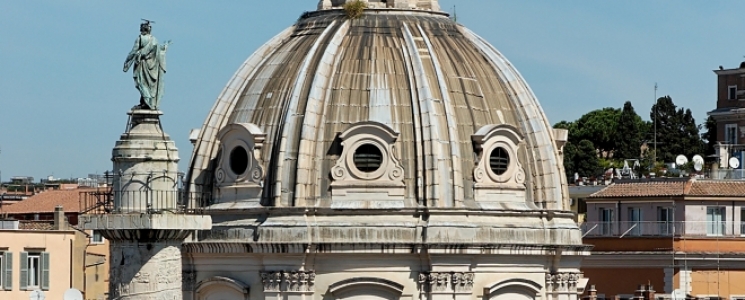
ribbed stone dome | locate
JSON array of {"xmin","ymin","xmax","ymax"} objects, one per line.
[{"xmin": 187, "ymin": 4, "xmax": 569, "ymax": 211}]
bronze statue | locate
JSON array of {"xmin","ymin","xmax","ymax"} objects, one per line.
[{"xmin": 124, "ymin": 20, "xmax": 170, "ymax": 110}]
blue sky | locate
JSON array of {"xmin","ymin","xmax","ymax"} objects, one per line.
[{"xmin": 1, "ymin": 1, "xmax": 743, "ymax": 180}]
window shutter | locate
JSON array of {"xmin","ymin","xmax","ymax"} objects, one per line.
[
  {"xmin": 19, "ymin": 252, "xmax": 28, "ymax": 290},
  {"xmin": 41, "ymin": 252, "xmax": 50, "ymax": 291},
  {"xmin": 2, "ymin": 252, "xmax": 11, "ymax": 290}
]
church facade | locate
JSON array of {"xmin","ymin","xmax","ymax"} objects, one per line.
[{"xmin": 85, "ymin": 1, "xmax": 589, "ymax": 299}]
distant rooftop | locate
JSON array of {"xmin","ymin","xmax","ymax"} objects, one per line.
[
  {"xmin": 1, "ymin": 188, "xmax": 101, "ymax": 214},
  {"xmin": 589, "ymin": 178, "xmax": 745, "ymax": 198}
]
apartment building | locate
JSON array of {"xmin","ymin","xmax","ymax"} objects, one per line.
[{"xmin": 581, "ymin": 178, "xmax": 745, "ymax": 299}]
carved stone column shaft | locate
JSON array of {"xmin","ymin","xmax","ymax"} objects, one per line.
[{"xmin": 109, "ymin": 240, "xmax": 184, "ymax": 300}]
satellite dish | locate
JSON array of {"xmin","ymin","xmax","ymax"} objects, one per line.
[
  {"xmin": 671, "ymin": 289, "xmax": 686, "ymax": 300},
  {"xmin": 676, "ymin": 155, "xmax": 688, "ymax": 166},
  {"xmin": 29, "ymin": 289, "xmax": 45, "ymax": 300},
  {"xmin": 730, "ymin": 157, "xmax": 740, "ymax": 169},
  {"xmin": 693, "ymin": 154, "xmax": 704, "ymax": 172},
  {"xmin": 63, "ymin": 288, "xmax": 83, "ymax": 300}
]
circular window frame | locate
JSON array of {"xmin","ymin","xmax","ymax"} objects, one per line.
[
  {"xmin": 488, "ymin": 146, "xmax": 510, "ymax": 176},
  {"xmin": 485, "ymin": 142, "xmax": 516, "ymax": 182},
  {"xmin": 228, "ymin": 145, "xmax": 250, "ymax": 176},
  {"xmin": 346, "ymin": 140, "xmax": 388, "ymax": 180},
  {"xmin": 352, "ymin": 143, "xmax": 384, "ymax": 173}
]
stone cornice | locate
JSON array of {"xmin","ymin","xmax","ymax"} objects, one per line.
[
  {"xmin": 183, "ymin": 242, "xmax": 592, "ymax": 255},
  {"xmin": 205, "ymin": 207, "xmax": 578, "ymax": 219}
]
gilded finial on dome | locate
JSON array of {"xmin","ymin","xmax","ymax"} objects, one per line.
[{"xmin": 317, "ymin": 0, "xmax": 440, "ymax": 11}]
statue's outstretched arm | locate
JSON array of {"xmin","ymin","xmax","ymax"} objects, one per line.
[{"xmin": 123, "ymin": 37, "xmax": 142, "ymax": 72}]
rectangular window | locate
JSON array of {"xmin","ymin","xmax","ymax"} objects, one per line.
[
  {"xmin": 600, "ymin": 208, "xmax": 614, "ymax": 236},
  {"xmin": 729, "ymin": 85, "xmax": 738, "ymax": 100},
  {"xmin": 741, "ymin": 208, "xmax": 745, "ymax": 236},
  {"xmin": 726, "ymin": 124, "xmax": 738, "ymax": 145},
  {"xmin": 707, "ymin": 206, "xmax": 726, "ymax": 236},
  {"xmin": 1, "ymin": 252, "xmax": 11, "ymax": 290},
  {"xmin": 0, "ymin": 252, "xmax": 3, "ymax": 290},
  {"xmin": 92, "ymin": 231, "xmax": 104, "ymax": 244},
  {"xmin": 27, "ymin": 254, "xmax": 40, "ymax": 288},
  {"xmin": 658, "ymin": 207, "xmax": 674, "ymax": 235},
  {"xmin": 20, "ymin": 251, "xmax": 49, "ymax": 291},
  {"xmin": 627, "ymin": 207, "xmax": 642, "ymax": 236}
]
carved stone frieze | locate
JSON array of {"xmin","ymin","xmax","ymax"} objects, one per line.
[
  {"xmin": 261, "ymin": 271, "xmax": 283, "ymax": 292},
  {"xmin": 546, "ymin": 272, "xmax": 581, "ymax": 292},
  {"xmin": 452, "ymin": 272, "xmax": 475, "ymax": 293},
  {"xmin": 418, "ymin": 272, "xmax": 474, "ymax": 293},
  {"xmin": 261, "ymin": 270, "xmax": 315, "ymax": 292}
]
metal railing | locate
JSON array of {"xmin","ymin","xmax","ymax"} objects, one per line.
[
  {"xmin": 708, "ymin": 169, "xmax": 745, "ymax": 180},
  {"xmin": 80, "ymin": 190, "xmax": 209, "ymax": 215},
  {"xmin": 581, "ymin": 221, "xmax": 745, "ymax": 238}
]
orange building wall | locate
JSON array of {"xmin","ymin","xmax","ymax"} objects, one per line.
[
  {"xmin": 674, "ymin": 239, "xmax": 745, "ymax": 253},
  {"xmin": 584, "ymin": 238, "xmax": 673, "ymax": 252},
  {"xmin": 582, "ymin": 268, "xmax": 666, "ymax": 297},
  {"xmin": 691, "ymin": 270, "xmax": 745, "ymax": 299}
]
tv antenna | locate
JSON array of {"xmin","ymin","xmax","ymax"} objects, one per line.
[{"xmin": 141, "ymin": 18, "xmax": 156, "ymax": 25}]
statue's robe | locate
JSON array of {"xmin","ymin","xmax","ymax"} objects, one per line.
[{"xmin": 124, "ymin": 34, "xmax": 167, "ymax": 109}]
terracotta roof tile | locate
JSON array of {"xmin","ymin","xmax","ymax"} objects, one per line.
[
  {"xmin": 18, "ymin": 221, "xmax": 54, "ymax": 230},
  {"xmin": 689, "ymin": 180, "xmax": 745, "ymax": 196},
  {"xmin": 589, "ymin": 179, "xmax": 745, "ymax": 198},
  {"xmin": 589, "ymin": 180, "xmax": 688, "ymax": 198},
  {"xmin": 0, "ymin": 189, "xmax": 96, "ymax": 214}
]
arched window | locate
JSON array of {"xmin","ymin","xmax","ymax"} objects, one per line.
[
  {"xmin": 195, "ymin": 276, "xmax": 249, "ymax": 300},
  {"xmin": 328, "ymin": 277, "xmax": 404, "ymax": 300},
  {"xmin": 484, "ymin": 278, "xmax": 542, "ymax": 300}
]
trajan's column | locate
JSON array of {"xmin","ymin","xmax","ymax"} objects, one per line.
[{"xmin": 80, "ymin": 20, "xmax": 211, "ymax": 300}]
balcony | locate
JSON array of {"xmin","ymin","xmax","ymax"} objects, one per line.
[
  {"xmin": 79, "ymin": 190, "xmax": 210, "ymax": 215},
  {"xmin": 581, "ymin": 221, "xmax": 745, "ymax": 238}
]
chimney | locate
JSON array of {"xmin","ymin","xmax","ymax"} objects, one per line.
[
  {"xmin": 643, "ymin": 284, "xmax": 655, "ymax": 300},
  {"xmin": 634, "ymin": 284, "xmax": 645, "ymax": 299},
  {"xmin": 584, "ymin": 284, "xmax": 597, "ymax": 300},
  {"xmin": 53, "ymin": 205, "xmax": 66, "ymax": 230}
]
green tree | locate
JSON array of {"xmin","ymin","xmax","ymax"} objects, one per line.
[
  {"xmin": 649, "ymin": 96, "xmax": 704, "ymax": 163},
  {"xmin": 614, "ymin": 101, "xmax": 644, "ymax": 159},
  {"xmin": 702, "ymin": 115, "xmax": 718, "ymax": 156},
  {"xmin": 575, "ymin": 139, "xmax": 601, "ymax": 177},
  {"xmin": 571, "ymin": 107, "xmax": 621, "ymax": 157},
  {"xmin": 561, "ymin": 140, "xmax": 601, "ymax": 179}
]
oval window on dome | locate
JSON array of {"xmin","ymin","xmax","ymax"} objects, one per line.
[
  {"xmin": 229, "ymin": 146, "xmax": 249, "ymax": 175},
  {"xmin": 353, "ymin": 144, "xmax": 383, "ymax": 173},
  {"xmin": 489, "ymin": 147, "xmax": 510, "ymax": 176}
]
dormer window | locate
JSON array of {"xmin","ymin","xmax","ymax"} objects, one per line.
[
  {"xmin": 471, "ymin": 124, "xmax": 531, "ymax": 210},
  {"xmin": 729, "ymin": 85, "xmax": 737, "ymax": 100},
  {"xmin": 213, "ymin": 123, "xmax": 266, "ymax": 208},
  {"xmin": 330, "ymin": 121, "xmax": 405, "ymax": 207}
]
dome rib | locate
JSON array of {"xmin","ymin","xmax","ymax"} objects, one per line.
[
  {"xmin": 188, "ymin": 26, "xmax": 295, "ymax": 193},
  {"xmin": 416, "ymin": 22, "xmax": 465, "ymax": 207},
  {"xmin": 274, "ymin": 20, "xmax": 340, "ymax": 207},
  {"xmin": 401, "ymin": 22, "xmax": 449, "ymax": 206},
  {"xmin": 459, "ymin": 27, "xmax": 566, "ymax": 209},
  {"xmin": 294, "ymin": 20, "xmax": 351, "ymax": 206}
]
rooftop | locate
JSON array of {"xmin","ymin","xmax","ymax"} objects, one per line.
[
  {"xmin": 1, "ymin": 188, "xmax": 100, "ymax": 214},
  {"xmin": 588, "ymin": 178, "xmax": 745, "ymax": 198}
]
